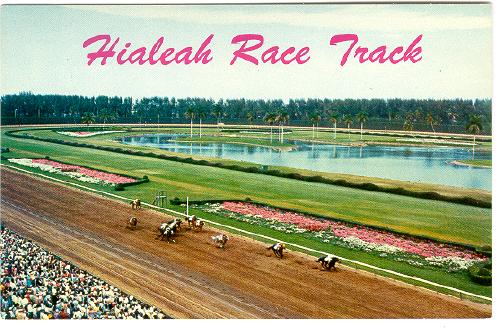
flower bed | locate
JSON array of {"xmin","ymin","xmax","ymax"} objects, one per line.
[
  {"xmin": 57, "ymin": 131, "xmax": 123, "ymax": 137},
  {"xmin": 195, "ymin": 201, "xmax": 488, "ymax": 272},
  {"xmin": 7, "ymin": 158, "xmax": 137, "ymax": 186}
]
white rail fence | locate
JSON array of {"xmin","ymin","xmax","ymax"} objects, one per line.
[{"xmin": 0, "ymin": 163, "xmax": 492, "ymax": 303}]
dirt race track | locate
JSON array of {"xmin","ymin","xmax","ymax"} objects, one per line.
[{"xmin": 0, "ymin": 168, "xmax": 491, "ymax": 319}]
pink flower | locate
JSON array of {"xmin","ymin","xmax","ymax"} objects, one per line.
[
  {"xmin": 31, "ymin": 159, "xmax": 137, "ymax": 184},
  {"xmin": 221, "ymin": 202, "xmax": 487, "ymax": 261}
]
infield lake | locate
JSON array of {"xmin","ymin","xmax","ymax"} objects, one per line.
[{"xmin": 121, "ymin": 134, "xmax": 492, "ymax": 191}]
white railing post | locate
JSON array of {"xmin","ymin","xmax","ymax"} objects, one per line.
[{"xmin": 186, "ymin": 196, "xmax": 189, "ymax": 216}]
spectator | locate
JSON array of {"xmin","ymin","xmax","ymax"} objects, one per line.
[{"xmin": 1, "ymin": 228, "xmax": 166, "ymax": 319}]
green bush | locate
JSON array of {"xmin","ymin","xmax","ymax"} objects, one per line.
[
  {"xmin": 476, "ymin": 245, "xmax": 492, "ymax": 257},
  {"xmin": 468, "ymin": 263, "xmax": 492, "ymax": 285},
  {"xmin": 170, "ymin": 197, "xmax": 181, "ymax": 205}
]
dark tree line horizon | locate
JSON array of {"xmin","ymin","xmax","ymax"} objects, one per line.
[{"xmin": 1, "ymin": 92, "xmax": 492, "ymax": 134}]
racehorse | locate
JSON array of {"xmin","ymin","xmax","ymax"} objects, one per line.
[
  {"xmin": 156, "ymin": 222, "xmax": 178, "ymax": 243},
  {"xmin": 167, "ymin": 218, "xmax": 182, "ymax": 232},
  {"xmin": 186, "ymin": 215, "xmax": 204, "ymax": 231},
  {"xmin": 211, "ymin": 234, "xmax": 229, "ymax": 248},
  {"xmin": 131, "ymin": 199, "xmax": 141, "ymax": 210},
  {"xmin": 267, "ymin": 242, "xmax": 286, "ymax": 258},
  {"xmin": 317, "ymin": 255, "xmax": 341, "ymax": 271},
  {"xmin": 185, "ymin": 215, "xmax": 196, "ymax": 229},
  {"xmin": 126, "ymin": 217, "xmax": 138, "ymax": 230},
  {"xmin": 193, "ymin": 219, "xmax": 204, "ymax": 231}
]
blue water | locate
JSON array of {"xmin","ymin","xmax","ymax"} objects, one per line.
[{"xmin": 121, "ymin": 134, "xmax": 492, "ymax": 191}]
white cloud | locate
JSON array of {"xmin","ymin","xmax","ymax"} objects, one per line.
[{"xmin": 65, "ymin": 4, "xmax": 491, "ymax": 32}]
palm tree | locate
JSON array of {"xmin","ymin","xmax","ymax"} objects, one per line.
[
  {"xmin": 309, "ymin": 113, "xmax": 321, "ymax": 138},
  {"xmin": 197, "ymin": 109, "xmax": 206, "ymax": 138},
  {"xmin": 99, "ymin": 108, "xmax": 115, "ymax": 124},
  {"xmin": 263, "ymin": 113, "xmax": 276, "ymax": 143},
  {"xmin": 426, "ymin": 112, "xmax": 437, "ymax": 133},
  {"xmin": 403, "ymin": 120, "xmax": 414, "ymax": 135},
  {"xmin": 329, "ymin": 112, "xmax": 339, "ymax": 140},
  {"xmin": 185, "ymin": 107, "xmax": 196, "ymax": 138},
  {"xmin": 356, "ymin": 112, "xmax": 368, "ymax": 140},
  {"xmin": 344, "ymin": 115, "xmax": 353, "ymax": 140},
  {"xmin": 212, "ymin": 104, "xmax": 224, "ymax": 125},
  {"xmin": 466, "ymin": 115, "xmax": 483, "ymax": 146},
  {"xmin": 277, "ymin": 110, "xmax": 289, "ymax": 143},
  {"xmin": 246, "ymin": 112, "xmax": 255, "ymax": 125},
  {"xmin": 81, "ymin": 112, "xmax": 95, "ymax": 126}
]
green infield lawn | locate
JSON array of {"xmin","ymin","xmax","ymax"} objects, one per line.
[
  {"xmin": 0, "ymin": 128, "xmax": 493, "ymax": 299},
  {"xmin": 457, "ymin": 159, "xmax": 492, "ymax": 168},
  {"xmin": 1, "ymin": 129, "xmax": 491, "ymax": 248},
  {"xmin": 15, "ymin": 127, "xmax": 493, "ymax": 204}
]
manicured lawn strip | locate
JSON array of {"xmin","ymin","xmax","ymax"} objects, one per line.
[
  {"xmin": 457, "ymin": 159, "xmax": 492, "ymax": 168},
  {"xmin": 6, "ymin": 128, "xmax": 492, "ymax": 208},
  {"xmin": 0, "ymin": 133, "xmax": 491, "ymax": 248},
  {"xmin": 229, "ymin": 127, "xmax": 492, "ymax": 148}
]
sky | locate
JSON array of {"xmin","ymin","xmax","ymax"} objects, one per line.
[{"xmin": 0, "ymin": 3, "xmax": 492, "ymax": 100}]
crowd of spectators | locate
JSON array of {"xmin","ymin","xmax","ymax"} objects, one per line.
[{"xmin": 1, "ymin": 227, "xmax": 167, "ymax": 319}]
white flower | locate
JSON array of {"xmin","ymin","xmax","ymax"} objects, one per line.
[
  {"xmin": 56, "ymin": 131, "xmax": 123, "ymax": 137},
  {"xmin": 424, "ymin": 256, "xmax": 478, "ymax": 271}
]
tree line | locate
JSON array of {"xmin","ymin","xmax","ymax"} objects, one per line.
[{"xmin": 1, "ymin": 92, "xmax": 491, "ymax": 134}]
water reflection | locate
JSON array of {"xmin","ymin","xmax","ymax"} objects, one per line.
[{"xmin": 121, "ymin": 134, "xmax": 492, "ymax": 190}]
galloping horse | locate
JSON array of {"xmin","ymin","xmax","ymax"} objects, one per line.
[
  {"xmin": 126, "ymin": 217, "xmax": 138, "ymax": 230},
  {"xmin": 130, "ymin": 199, "xmax": 142, "ymax": 210},
  {"xmin": 317, "ymin": 255, "xmax": 341, "ymax": 271},
  {"xmin": 156, "ymin": 222, "xmax": 178, "ymax": 243},
  {"xmin": 186, "ymin": 215, "xmax": 204, "ymax": 231},
  {"xmin": 193, "ymin": 219, "xmax": 204, "ymax": 231},
  {"xmin": 185, "ymin": 215, "xmax": 196, "ymax": 229},
  {"xmin": 267, "ymin": 242, "xmax": 286, "ymax": 258},
  {"xmin": 168, "ymin": 218, "xmax": 182, "ymax": 232},
  {"xmin": 211, "ymin": 234, "xmax": 229, "ymax": 248}
]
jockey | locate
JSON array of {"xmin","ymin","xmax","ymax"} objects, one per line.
[
  {"xmin": 317, "ymin": 255, "xmax": 341, "ymax": 271},
  {"xmin": 272, "ymin": 242, "xmax": 284, "ymax": 251},
  {"xmin": 268, "ymin": 242, "xmax": 286, "ymax": 258}
]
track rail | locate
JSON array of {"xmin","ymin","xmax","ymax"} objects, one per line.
[{"xmin": 0, "ymin": 163, "xmax": 492, "ymax": 303}]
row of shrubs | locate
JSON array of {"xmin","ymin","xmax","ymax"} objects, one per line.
[
  {"xmin": 6, "ymin": 129, "xmax": 491, "ymax": 208},
  {"xmin": 468, "ymin": 262, "xmax": 492, "ymax": 286},
  {"xmin": 114, "ymin": 175, "xmax": 149, "ymax": 191}
]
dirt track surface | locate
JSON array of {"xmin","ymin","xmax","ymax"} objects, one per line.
[{"xmin": 0, "ymin": 168, "xmax": 491, "ymax": 319}]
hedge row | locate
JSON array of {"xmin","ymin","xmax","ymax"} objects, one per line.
[
  {"xmin": 468, "ymin": 262, "xmax": 492, "ymax": 286},
  {"xmin": 5, "ymin": 129, "xmax": 491, "ymax": 208},
  {"xmin": 115, "ymin": 175, "xmax": 149, "ymax": 191}
]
